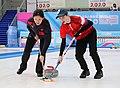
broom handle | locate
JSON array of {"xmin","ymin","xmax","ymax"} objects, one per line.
[
  {"xmin": 48, "ymin": 37, "xmax": 76, "ymax": 79},
  {"xmin": 63, "ymin": 37, "xmax": 76, "ymax": 57},
  {"xmin": 48, "ymin": 62, "xmax": 60, "ymax": 79}
]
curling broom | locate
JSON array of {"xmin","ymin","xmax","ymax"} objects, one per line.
[{"xmin": 41, "ymin": 37, "xmax": 76, "ymax": 82}]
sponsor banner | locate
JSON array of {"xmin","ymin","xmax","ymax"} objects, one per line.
[
  {"xmin": 27, "ymin": 0, "xmax": 36, "ymax": 12},
  {"xmin": 69, "ymin": 11, "xmax": 120, "ymax": 31},
  {"xmin": 17, "ymin": 11, "xmax": 120, "ymax": 47},
  {"xmin": 27, "ymin": 0, "xmax": 65, "ymax": 12},
  {"xmin": 19, "ymin": 31, "xmax": 29, "ymax": 47},
  {"xmin": 19, "ymin": 31, "xmax": 61, "ymax": 47},
  {"xmin": 106, "ymin": 0, "xmax": 120, "ymax": 7},
  {"xmin": 89, "ymin": 0, "xmax": 120, "ymax": 8},
  {"xmin": 17, "ymin": 12, "xmax": 33, "ymax": 31},
  {"xmin": 37, "ymin": 0, "xmax": 65, "ymax": 9},
  {"xmin": 97, "ymin": 32, "xmax": 120, "ymax": 47}
]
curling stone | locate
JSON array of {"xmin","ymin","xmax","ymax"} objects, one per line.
[{"xmin": 44, "ymin": 66, "xmax": 58, "ymax": 78}]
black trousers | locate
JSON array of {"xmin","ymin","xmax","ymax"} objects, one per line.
[
  {"xmin": 75, "ymin": 29, "xmax": 103, "ymax": 71},
  {"xmin": 19, "ymin": 34, "xmax": 45, "ymax": 74}
]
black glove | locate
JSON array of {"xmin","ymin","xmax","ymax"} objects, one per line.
[{"xmin": 74, "ymin": 32, "xmax": 81, "ymax": 38}]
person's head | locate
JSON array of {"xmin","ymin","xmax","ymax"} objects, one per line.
[
  {"xmin": 113, "ymin": 3, "xmax": 116, "ymax": 8},
  {"xmin": 33, "ymin": 9, "xmax": 44, "ymax": 25},
  {"xmin": 56, "ymin": 8, "xmax": 70, "ymax": 23}
]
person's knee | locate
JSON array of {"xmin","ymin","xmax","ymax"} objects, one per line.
[
  {"xmin": 75, "ymin": 54, "xmax": 83, "ymax": 61},
  {"xmin": 23, "ymin": 51, "xmax": 30, "ymax": 55},
  {"xmin": 90, "ymin": 51, "xmax": 97, "ymax": 56}
]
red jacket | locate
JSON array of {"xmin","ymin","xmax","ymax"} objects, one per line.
[{"xmin": 60, "ymin": 16, "xmax": 94, "ymax": 40}]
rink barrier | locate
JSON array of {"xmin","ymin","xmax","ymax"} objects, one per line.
[
  {"xmin": 7, "ymin": 26, "xmax": 18, "ymax": 47},
  {"xmin": 0, "ymin": 47, "xmax": 60, "ymax": 60}
]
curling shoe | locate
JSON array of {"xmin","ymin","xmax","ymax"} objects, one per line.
[
  {"xmin": 17, "ymin": 69, "xmax": 25, "ymax": 74},
  {"xmin": 80, "ymin": 70, "xmax": 90, "ymax": 78},
  {"xmin": 94, "ymin": 70, "xmax": 103, "ymax": 79},
  {"xmin": 17, "ymin": 63, "xmax": 27, "ymax": 75},
  {"xmin": 37, "ymin": 73, "xmax": 43, "ymax": 77}
]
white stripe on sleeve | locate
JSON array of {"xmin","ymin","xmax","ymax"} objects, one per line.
[
  {"xmin": 80, "ymin": 16, "xmax": 85, "ymax": 25},
  {"xmin": 75, "ymin": 15, "xmax": 85, "ymax": 25}
]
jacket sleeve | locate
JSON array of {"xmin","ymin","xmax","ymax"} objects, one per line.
[
  {"xmin": 74, "ymin": 19, "xmax": 93, "ymax": 38},
  {"xmin": 27, "ymin": 20, "xmax": 36, "ymax": 37},
  {"xmin": 59, "ymin": 38, "xmax": 66, "ymax": 56},
  {"xmin": 40, "ymin": 20, "xmax": 52, "ymax": 56}
]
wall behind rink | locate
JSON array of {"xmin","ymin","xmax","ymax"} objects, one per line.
[
  {"xmin": 17, "ymin": 11, "xmax": 120, "ymax": 48},
  {"xmin": 27, "ymin": 0, "xmax": 120, "ymax": 12}
]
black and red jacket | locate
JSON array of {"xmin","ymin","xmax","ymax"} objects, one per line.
[
  {"xmin": 27, "ymin": 17, "xmax": 51, "ymax": 39},
  {"xmin": 27, "ymin": 17, "xmax": 51, "ymax": 56}
]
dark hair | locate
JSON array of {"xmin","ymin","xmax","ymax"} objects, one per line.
[{"xmin": 33, "ymin": 9, "xmax": 44, "ymax": 18}]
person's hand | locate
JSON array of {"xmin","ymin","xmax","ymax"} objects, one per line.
[
  {"xmin": 57, "ymin": 56, "xmax": 63, "ymax": 64},
  {"xmin": 34, "ymin": 35, "xmax": 39, "ymax": 40},
  {"xmin": 74, "ymin": 32, "xmax": 81, "ymax": 38},
  {"xmin": 39, "ymin": 55, "xmax": 44, "ymax": 66}
]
